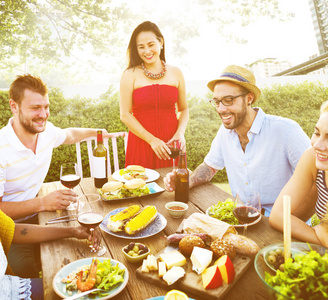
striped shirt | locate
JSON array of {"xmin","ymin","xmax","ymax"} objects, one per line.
[
  {"xmin": 0, "ymin": 118, "xmax": 66, "ymax": 221},
  {"xmin": 315, "ymin": 169, "xmax": 328, "ymax": 220}
]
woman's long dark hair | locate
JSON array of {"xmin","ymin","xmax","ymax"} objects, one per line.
[{"xmin": 126, "ymin": 21, "xmax": 166, "ymax": 70}]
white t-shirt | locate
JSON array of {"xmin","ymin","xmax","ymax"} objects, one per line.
[{"xmin": 0, "ymin": 118, "xmax": 66, "ymax": 221}]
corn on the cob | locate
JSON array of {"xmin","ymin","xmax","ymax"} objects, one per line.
[
  {"xmin": 124, "ymin": 206, "xmax": 157, "ymax": 235},
  {"xmin": 107, "ymin": 205, "xmax": 140, "ymax": 232}
]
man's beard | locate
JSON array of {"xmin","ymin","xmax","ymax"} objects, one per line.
[
  {"xmin": 18, "ymin": 109, "xmax": 47, "ymax": 134},
  {"xmin": 220, "ymin": 100, "xmax": 247, "ymax": 130}
]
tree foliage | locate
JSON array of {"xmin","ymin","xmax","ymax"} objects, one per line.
[
  {"xmin": 0, "ymin": 0, "xmax": 132, "ymax": 80},
  {"xmin": 0, "ymin": 0, "xmax": 292, "ymax": 82}
]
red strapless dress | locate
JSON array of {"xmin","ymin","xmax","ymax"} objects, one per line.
[{"xmin": 125, "ymin": 84, "xmax": 178, "ymax": 169}]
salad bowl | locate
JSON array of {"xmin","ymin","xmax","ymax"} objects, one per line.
[{"xmin": 254, "ymin": 242, "xmax": 328, "ymax": 299}]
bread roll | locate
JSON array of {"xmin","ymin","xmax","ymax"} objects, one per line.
[
  {"xmin": 179, "ymin": 235, "xmax": 205, "ymax": 256},
  {"xmin": 102, "ymin": 181, "xmax": 123, "ymax": 192},
  {"xmin": 124, "ymin": 178, "xmax": 146, "ymax": 190},
  {"xmin": 210, "ymin": 238, "xmax": 236, "ymax": 260},
  {"xmin": 222, "ymin": 232, "xmax": 260, "ymax": 257},
  {"xmin": 126, "ymin": 165, "xmax": 145, "ymax": 172}
]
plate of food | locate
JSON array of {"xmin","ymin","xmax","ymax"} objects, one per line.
[
  {"xmin": 100, "ymin": 205, "xmax": 167, "ymax": 239},
  {"xmin": 98, "ymin": 179, "xmax": 164, "ymax": 201},
  {"xmin": 53, "ymin": 257, "xmax": 129, "ymax": 299},
  {"xmin": 112, "ymin": 165, "xmax": 160, "ymax": 183},
  {"xmin": 206, "ymin": 198, "xmax": 261, "ymax": 228}
]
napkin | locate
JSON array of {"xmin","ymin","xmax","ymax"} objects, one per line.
[{"xmin": 182, "ymin": 213, "xmax": 237, "ymax": 240}]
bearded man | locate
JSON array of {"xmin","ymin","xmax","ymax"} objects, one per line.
[
  {"xmin": 164, "ymin": 65, "xmax": 311, "ymax": 216},
  {"xmin": 0, "ymin": 74, "xmax": 110, "ymax": 278}
]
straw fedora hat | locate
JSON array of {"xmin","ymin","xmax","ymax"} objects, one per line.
[{"xmin": 207, "ymin": 65, "xmax": 261, "ymax": 103}]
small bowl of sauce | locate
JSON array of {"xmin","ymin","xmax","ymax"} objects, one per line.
[{"xmin": 165, "ymin": 201, "xmax": 189, "ymax": 218}]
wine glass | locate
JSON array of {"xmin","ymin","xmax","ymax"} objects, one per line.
[
  {"xmin": 233, "ymin": 190, "xmax": 261, "ymax": 236},
  {"xmin": 60, "ymin": 162, "xmax": 81, "ymax": 212},
  {"xmin": 166, "ymin": 140, "xmax": 181, "ymax": 170},
  {"xmin": 77, "ymin": 194, "xmax": 107, "ymax": 256}
]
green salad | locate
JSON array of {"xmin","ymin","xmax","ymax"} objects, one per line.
[
  {"xmin": 208, "ymin": 198, "xmax": 239, "ymax": 225},
  {"xmin": 265, "ymin": 248, "xmax": 328, "ymax": 299},
  {"xmin": 62, "ymin": 258, "xmax": 125, "ymax": 297}
]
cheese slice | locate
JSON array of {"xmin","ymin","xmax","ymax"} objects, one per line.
[
  {"xmin": 190, "ymin": 246, "xmax": 213, "ymax": 274},
  {"xmin": 162, "ymin": 266, "xmax": 185, "ymax": 285},
  {"xmin": 141, "ymin": 259, "xmax": 149, "ymax": 273},
  {"xmin": 158, "ymin": 261, "xmax": 166, "ymax": 277},
  {"xmin": 159, "ymin": 250, "xmax": 186, "ymax": 269},
  {"xmin": 146, "ymin": 254, "xmax": 158, "ymax": 271}
]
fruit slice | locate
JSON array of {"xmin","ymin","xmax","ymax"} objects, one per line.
[
  {"xmin": 214, "ymin": 254, "xmax": 235, "ymax": 284},
  {"xmin": 164, "ymin": 289, "xmax": 189, "ymax": 300},
  {"xmin": 202, "ymin": 265, "xmax": 223, "ymax": 289}
]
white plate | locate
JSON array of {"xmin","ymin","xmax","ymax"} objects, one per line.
[
  {"xmin": 52, "ymin": 257, "xmax": 129, "ymax": 299},
  {"xmin": 206, "ymin": 207, "xmax": 261, "ymax": 228},
  {"xmin": 112, "ymin": 168, "xmax": 160, "ymax": 183},
  {"xmin": 99, "ymin": 182, "xmax": 165, "ymax": 202},
  {"xmin": 100, "ymin": 207, "xmax": 167, "ymax": 239}
]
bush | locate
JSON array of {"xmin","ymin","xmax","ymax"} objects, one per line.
[{"xmin": 0, "ymin": 81, "xmax": 326, "ymax": 183}]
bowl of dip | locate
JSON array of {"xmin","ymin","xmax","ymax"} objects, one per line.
[{"xmin": 165, "ymin": 201, "xmax": 188, "ymax": 218}]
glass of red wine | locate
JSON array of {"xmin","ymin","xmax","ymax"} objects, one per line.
[
  {"xmin": 233, "ymin": 190, "xmax": 261, "ymax": 236},
  {"xmin": 60, "ymin": 162, "xmax": 81, "ymax": 212},
  {"xmin": 166, "ymin": 140, "xmax": 181, "ymax": 170},
  {"xmin": 77, "ymin": 194, "xmax": 106, "ymax": 256}
]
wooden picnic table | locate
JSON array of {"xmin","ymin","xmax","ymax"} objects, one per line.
[{"xmin": 38, "ymin": 167, "xmax": 286, "ymax": 300}]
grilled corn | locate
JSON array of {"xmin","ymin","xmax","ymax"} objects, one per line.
[
  {"xmin": 107, "ymin": 205, "xmax": 140, "ymax": 232},
  {"xmin": 124, "ymin": 205, "xmax": 157, "ymax": 235}
]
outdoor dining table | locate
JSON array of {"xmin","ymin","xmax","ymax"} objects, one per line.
[{"xmin": 38, "ymin": 167, "xmax": 286, "ymax": 300}]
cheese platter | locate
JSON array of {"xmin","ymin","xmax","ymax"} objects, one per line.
[{"xmin": 136, "ymin": 246, "xmax": 252, "ymax": 300}]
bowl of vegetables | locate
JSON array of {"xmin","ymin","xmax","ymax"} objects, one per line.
[
  {"xmin": 206, "ymin": 198, "xmax": 240, "ymax": 226},
  {"xmin": 254, "ymin": 242, "xmax": 328, "ymax": 299}
]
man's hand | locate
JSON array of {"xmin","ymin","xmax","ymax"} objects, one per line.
[
  {"xmin": 41, "ymin": 189, "xmax": 77, "ymax": 211},
  {"xmin": 164, "ymin": 171, "xmax": 176, "ymax": 192}
]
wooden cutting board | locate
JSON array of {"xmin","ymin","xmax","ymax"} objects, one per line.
[{"xmin": 136, "ymin": 247, "xmax": 252, "ymax": 300}]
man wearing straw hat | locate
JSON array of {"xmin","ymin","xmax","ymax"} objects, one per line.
[{"xmin": 164, "ymin": 65, "xmax": 311, "ymax": 216}]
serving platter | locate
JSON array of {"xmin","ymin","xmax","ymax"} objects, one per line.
[
  {"xmin": 112, "ymin": 168, "xmax": 160, "ymax": 183},
  {"xmin": 137, "ymin": 247, "xmax": 252, "ymax": 300},
  {"xmin": 99, "ymin": 182, "xmax": 165, "ymax": 202},
  {"xmin": 52, "ymin": 257, "xmax": 129, "ymax": 299},
  {"xmin": 100, "ymin": 207, "xmax": 167, "ymax": 239}
]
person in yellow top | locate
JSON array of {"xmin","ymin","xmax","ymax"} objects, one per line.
[{"xmin": 0, "ymin": 210, "xmax": 99, "ymax": 300}]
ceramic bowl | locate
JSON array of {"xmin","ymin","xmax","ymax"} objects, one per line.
[
  {"xmin": 165, "ymin": 201, "xmax": 188, "ymax": 218},
  {"xmin": 254, "ymin": 242, "xmax": 328, "ymax": 299},
  {"xmin": 122, "ymin": 242, "xmax": 150, "ymax": 263}
]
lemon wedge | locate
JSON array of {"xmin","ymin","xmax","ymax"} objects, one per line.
[{"xmin": 164, "ymin": 289, "xmax": 189, "ymax": 300}]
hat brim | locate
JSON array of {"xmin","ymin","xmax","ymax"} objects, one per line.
[{"xmin": 207, "ymin": 77, "xmax": 261, "ymax": 103}]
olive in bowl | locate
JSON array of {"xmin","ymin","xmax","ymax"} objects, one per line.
[{"xmin": 122, "ymin": 242, "xmax": 150, "ymax": 263}]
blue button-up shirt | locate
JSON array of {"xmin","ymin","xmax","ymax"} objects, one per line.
[{"xmin": 204, "ymin": 108, "xmax": 311, "ymax": 215}]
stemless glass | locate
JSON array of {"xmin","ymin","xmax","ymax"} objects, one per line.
[
  {"xmin": 60, "ymin": 162, "xmax": 81, "ymax": 212},
  {"xmin": 233, "ymin": 190, "xmax": 261, "ymax": 236},
  {"xmin": 77, "ymin": 194, "xmax": 106, "ymax": 257},
  {"xmin": 166, "ymin": 140, "xmax": 181, "ymax": 170}
]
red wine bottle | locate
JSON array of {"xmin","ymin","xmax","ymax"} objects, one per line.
[
  {"xmin": 175, "ymin": 151, "xmax": 189, "ymax": 203},
  {"xmin": 93, "ymin": 130, "xmax": 108, "ymax": 188}
]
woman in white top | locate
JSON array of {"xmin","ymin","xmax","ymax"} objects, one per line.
[{"xmin": 270, "ymin": 101, "xmax": 328, "ymax": 247}]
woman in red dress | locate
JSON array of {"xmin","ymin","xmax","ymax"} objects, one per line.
[{"xmin": 120, "ymin": 21, "xmax": 189, "ymax": 169}]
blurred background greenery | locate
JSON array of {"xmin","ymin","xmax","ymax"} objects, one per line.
[{"xmin": 0, "ymin": 80, "xmax": 327, "ymax": 184}]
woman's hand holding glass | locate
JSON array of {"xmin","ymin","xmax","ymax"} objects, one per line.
[{"xmin": 77, "ymin": 194, "xmax": 106, "ymax": 256}]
